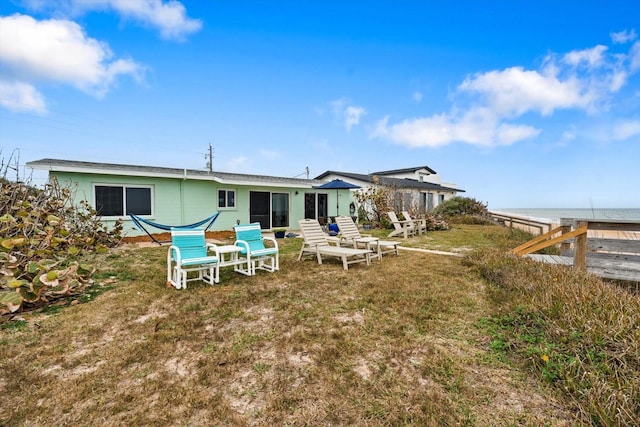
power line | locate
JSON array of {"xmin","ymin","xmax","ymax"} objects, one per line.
[{"xmin": 291, "ymin": 166, "xmax": 310, "ymax": 179}]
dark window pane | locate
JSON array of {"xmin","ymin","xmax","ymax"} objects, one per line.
[
  {"xmin": 304, "ymin": 193, "xmax": 315, "ymax": 219},
  {"xmin": 317, "ymin": 193, "xmax": 328, "ymax": 218},
  {"xmin": 271, "ymin": 193, "xmax": 289, "ymax": 227},
  {"xmin": 218, "ymin": 190, "xmax": 226, "ymax": 208},
  {"xmin": 126, "ymin": 187, "xmax": 151, "ymax": 215},
  {"xmin": 227, "ymin": 191, "xmax": 235, "ymax": 208},
  {"xmin": 95, "ymin": 186, "xmax": 123, "ymax": 216}
]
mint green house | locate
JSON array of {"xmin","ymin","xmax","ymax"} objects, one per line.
[{"xmin": 27, "ymin": 159, "xmax": 344, "ymax": 237}]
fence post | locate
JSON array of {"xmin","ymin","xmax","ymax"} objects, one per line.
[
  {"xmin": 560, "ymin": 218, "xmax": 572, "ymax": 253},
  {"xmin": 573, "ymin": 220, "xmax": 588, "ymax": 271}
]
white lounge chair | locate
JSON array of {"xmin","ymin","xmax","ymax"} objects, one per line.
[
  {"xmin": 334, "ymin": 216, "xmax": 400, "ymax": 259},
  {"xmin": 234, "ymin": 223, "xmax": 279, "ymax": 276},
  {"xmin": 298, "ymin": 219, "xmax": 372, "ymax": 270},
  {"xmin": 401, "ymin": 211, "xmax": 427, "ymax": 234},
  {"xmin": 387, "ymin": 211, "xmax": 417, "ymax": 238},
  {"xmin": 167, "ymin": 229, "xmax": 220, "ymax": 289}
]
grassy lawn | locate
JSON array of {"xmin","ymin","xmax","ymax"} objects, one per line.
[{"xmin": 2, "ymin": 224, "xmax": 634, "ymax": 425}]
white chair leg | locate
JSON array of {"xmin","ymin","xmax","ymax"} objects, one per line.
[{"xmin": 171, "ymin": 266, "xmax": 181, "ymax": 289}]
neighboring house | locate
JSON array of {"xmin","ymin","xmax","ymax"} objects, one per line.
[
  {"xmin": 27, "ymin": 159, "xmax": 348, "ymax": 237},
  {"xmin": 315, "ymin": 166, "xmax": 464, "ymax": 214}
]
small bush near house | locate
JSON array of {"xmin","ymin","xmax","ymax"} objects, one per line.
[
  {"xmin": 422, "ymin": 213, "xmax": 450, "ymax": 231},
  {"xmin": 434, "ymin": 196, "xmax": 490, "ymax": 220},
  {"xmin": 0, "ymin": 176, "xmax": 123, "ymax": 315},
  {"xmin": 449, "ymin": 214, "xmax": 495, "ymax": 225}
]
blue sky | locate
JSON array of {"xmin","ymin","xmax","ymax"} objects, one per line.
[{"xmin": 1, "ymin": 0, "xmax": 639, "ymax": 209}]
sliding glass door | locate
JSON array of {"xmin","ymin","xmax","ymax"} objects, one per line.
[
  {"xmin": 249, "ymin": 191, "xmax": 270, "ymax": 229},
  {"xmin": 250, "ymin": 191, "xmax": 290, "ymax": 229},
  {"xmin": 304, "ymin": 192, "xmax": 328, "ymax": 220}
]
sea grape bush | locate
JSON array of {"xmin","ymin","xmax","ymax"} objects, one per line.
[
  {"xmin": 0, "ymin": 177, "xmax": 123, "ymax": 314},
  {"xmin": 433, "ymin": 196, "xmax": 489, "ymax": 219}
]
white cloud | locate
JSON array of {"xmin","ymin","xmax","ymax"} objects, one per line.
[
  {"xmin": 563, "ymin": 45, "xmax": 608, "ymax": 67},
  {"xmin": 0, "ymin": 79, "xmax": 47, "ymax": 113},
  {"xmin": 330, "ymin": 97, "xmax": 366, "ymax": 131},
  {"xmin": 562, "ymin": 130, "xmax": 576, "ymax": 141},
  {"xmin": 373, "ymin": 38, "xmax": 640, "ymax": 149},
  {"xmin": 611, "ymin": 29, "xmax": 637, "ymax": 44},
  {"xmin": 459, "ymin": 66, "xmax": 589, "ymax": 116},
  {"xmin": 496, "ymin": 123, "xmax": 541, "ymax": 145},
  {"xmin": 0, "ymin": 14, "xmax": 145, "ymax": 111},
  {"xmin": 344, "ymin": 106, "xmax": 366, "ymax": 131},
  {"xmin": 630, "ymin": 41, "xmax": 640, "ymax": 72},
  {"xmin": 372, "ymin": 109, "xmax": 539, "ymax": 148},
  {"xmin": 330, "ymin": 97, "xmax": 347, "ymax": 114},
  {"xmin": 23, "ymin": 0, "xmax": 202, "ymax": 41},
  {"xmin": 612, "ymin": 120, "xmax": 640, "ymax": 140}
]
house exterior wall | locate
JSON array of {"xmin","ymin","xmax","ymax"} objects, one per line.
[
  {"xmin": 393, "ymin": 189, "xmax": 455, "ymax": 212},
  {"xmin": 51, "ymin": 171, "xmax": 320, "ymax": 236}
]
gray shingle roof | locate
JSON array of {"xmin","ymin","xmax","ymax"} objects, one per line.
[
  {"xmin": 371, "ymin": 165, "xmax": 437, "ymax": 175},
  {"xmin": 315, "ymin": 170, "xmax": 464, "ymax": 193}
]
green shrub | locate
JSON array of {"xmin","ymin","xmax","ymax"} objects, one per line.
[
  {"xmin": 434, "ymin": 197, "xmax": 489, "ymax": 218},
  {"xmin": 448, "ymin": 214, "xmax": 494, "ymax": 225}
]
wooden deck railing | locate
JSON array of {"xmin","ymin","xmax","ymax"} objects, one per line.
[
  {"xmin": 488, "ymin": 211, "xmax": 554, "ymax": 235},
  {"xmin": 511, "ymin": 218, "xmax": 640, "ymax": 282}
]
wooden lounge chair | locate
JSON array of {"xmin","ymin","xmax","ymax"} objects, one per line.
[
  {"xmin": 387, "ymin": 211, "xmax": 417, "ymax": 238},
  {"xmin": 167, "ymin": 229, "xmax": 220, "ymax": 289},
  {"xmin": 234, "ymin": 223, "xmax": 279, "ymax": 276},
  {"xmin": 334, "ymin": 216, "xmax": 400, "ymax": 259},
  {"xmin": 401, "ymin": 211, "xmax": 427, "ymax": 234},
  {"xmin": 298, "ymin": 219, "xmax": 372, "ymax": 270}
]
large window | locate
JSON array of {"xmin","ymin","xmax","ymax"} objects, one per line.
[
  {"xmin": 94, "ymin": 185, "xmax": 152, "ymax": 217},
  {"xmin": 218, "ymin": 189, "xmax": 236, "ymax": 209}
]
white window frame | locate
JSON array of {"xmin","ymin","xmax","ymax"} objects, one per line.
[
  {"xmin": 93, "ymin": 183, "xmax": 154, "ymax": 219},
  {"xmin": 217, "ymin": 188, "xmax": 237, "ymax": 210}
]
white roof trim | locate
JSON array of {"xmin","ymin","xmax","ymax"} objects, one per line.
[
  {"xmin": 212, "ymin": 177, "xmax": 316, "ymax": 188},
  {"xmin": 34, "ymin": 164, "xmax": 216, "ymax": 180}
]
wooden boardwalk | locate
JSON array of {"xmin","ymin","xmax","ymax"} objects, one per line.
[
  {"xmin": 526, "ymin": 254, "xmax": 572, "ymax": 265},
  {"xmin": 526, "ymin": 253, "xmax": 640, "ymax": 282},
  {"xmin": 513, "ymin": 218, "xmax": 640, "ymax": 283}
]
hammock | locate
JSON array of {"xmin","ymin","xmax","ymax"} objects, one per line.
[{"xmin": 129, "ymin": 212, "xmax": 220, "ymax": 245}]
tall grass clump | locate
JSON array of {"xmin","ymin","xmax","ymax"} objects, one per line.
[{"xmin": 467, "ymin": 249, "xmax": 640, "ymax": 425}]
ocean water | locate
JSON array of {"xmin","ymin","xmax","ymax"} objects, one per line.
[{"xmin": 492, "ymin": 208, "xmax": 640, "ymax": 223}]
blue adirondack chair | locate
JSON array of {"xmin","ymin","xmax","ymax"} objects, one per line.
[
  {"xmin": 167, "ymin": 229, "xmax": 220, "ymax": 289},
  {"xmin": 233, "ymin": 223, "xmax": 279, "ymax": 276}
]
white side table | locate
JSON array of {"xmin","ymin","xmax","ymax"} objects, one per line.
[{"xmin": 215, "ymin": 245, "xmax": 252, "ymax": 276}]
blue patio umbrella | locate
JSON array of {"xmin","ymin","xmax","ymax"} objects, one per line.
[{"xmin": 315, "ymin": 179, "xmax": 361, "ymax": 216}]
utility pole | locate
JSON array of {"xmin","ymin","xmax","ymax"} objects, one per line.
[{"xmin": 205, "ymin": 143, "xmax": 214, "ymax": 173}]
